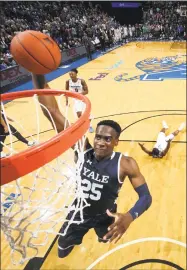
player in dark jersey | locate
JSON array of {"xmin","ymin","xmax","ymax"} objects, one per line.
[
  {"xmin": 0, "ymin": 110, "xmax": 35, "ymax": 158},
  {"xmin": 32, "ymin": 74, "xmax": 152, "ymax": 258},
  {"xmin": 57, "ymin": 120, "xmax": 152, "ymax": 257}
]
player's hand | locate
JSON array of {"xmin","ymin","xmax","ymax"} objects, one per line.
[{"xmin": 103, "ymin": 210, "xmax": 133, "ymax": 243}]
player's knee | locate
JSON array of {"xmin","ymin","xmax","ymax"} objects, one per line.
[
  {"xmin": 58, "ymin": 235, "xmax": 82, "ymax": 258},
  {"xmin": 58, "ymin": 235, "xmax": 74, "ymax": 258},
  {"xmin": 58, "ymin": 243, "xmax": 75, "ymax": 258},
  {"xmin": 58, "ymin": 234, "xmax": 71, "ymax": 248},
  {"xmin": 58, "ymin": 234, "xmax": 82, "ymax": 258}
]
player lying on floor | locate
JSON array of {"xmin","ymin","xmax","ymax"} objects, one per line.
[{"xmin": 139, "ymin": 121, "xmax": 185, "ymax": 158}]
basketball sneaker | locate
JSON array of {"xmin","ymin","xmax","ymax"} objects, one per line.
[
  {"xmin": 28, "ymin": 141, "xmax": 36, "ymax": 146},
  {"xmin": 0, "ymin": 152, "xmax": 7, "ymax": 158},
  {"xmin": 178, "ymin": 122, "xmax": 185, "ymax": 131},
  {"xmin": 162, "ymin": 121, "xmax": 169, "ymax": 129}
]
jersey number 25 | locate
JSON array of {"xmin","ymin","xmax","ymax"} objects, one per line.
[{"xmin": 81, "ymin": 179, "xmax": 103, "ymax": 201}]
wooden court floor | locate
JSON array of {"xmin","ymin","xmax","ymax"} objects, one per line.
[{"xmin": 1, "ymin": 42, "xmax": 186, "ymax": 270}]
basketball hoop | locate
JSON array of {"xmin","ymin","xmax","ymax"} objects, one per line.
[
  {"xmin": 1, "ymin": 90, "xmax": 91, "ymax": 184},
  {"xmin": 0, "ymin": 90, "xmax": 91, "ymax": 265}
]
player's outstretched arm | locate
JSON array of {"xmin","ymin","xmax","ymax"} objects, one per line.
[
  {"xmin": 138, "ymin": 143, "xmax": 152, "ymax": 156},
  {"xmin": 104, "ymin": 156, "xmax": 152, "ymax": 243},
  {"xmin": 32, "ymin": 74, "xmax": 90, "ymax": 152},
  {"xmin": 32, "ymin": 74, "xmax": 68, "ymax": 132}
]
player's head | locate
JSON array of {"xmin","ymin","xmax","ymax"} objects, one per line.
[
  {"xmin": 152, "ymin": 148, "xmax": 160, "ymax": 158},
  {"xmin": 69, "ymin": 68, "xmax": 78, "ymax": 80},
  {"xmin": 94, "ymin": 120, "xmax": 122, "ymax": 160}
]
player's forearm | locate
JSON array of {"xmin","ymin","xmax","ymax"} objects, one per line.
[
  {"xmin": 141, "ymin": 146, "xmax": 151, "ymax": 155},
  {"xmin": 128, "ymin": 183, "xmax": 152, "ymax": 220},
  {"xmin": 32, "ymin": 73, "xmax": 68, "ymax": 132},
  {"xmin": 81, "ymin": 90, "xmax": 88, "ymax": 95}
]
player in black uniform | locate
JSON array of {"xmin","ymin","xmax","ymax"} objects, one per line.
[
  {"xmin": 0, "ymin": 110, "xmax": 35, "ymax": 158},
  {"xmin": 32, "ymin": 74, "xmax": 152, "ymax": 258},
  {"xmin": 58, "ymin": 120, "xmax": 152, "ymax": 257}
]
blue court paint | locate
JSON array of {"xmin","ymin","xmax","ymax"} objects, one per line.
[
  {"xmin": 137, "ymin": 55, "xmax": 186, "ymax": 81},
  {"xmin": 140, "ymin": 66, "xmax": 186, "ymax": 81},
  {"xmin": 2, "ymin": 193, "xmax": 21, "ymax": 212}
]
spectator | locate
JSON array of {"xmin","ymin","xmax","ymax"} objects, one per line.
[
  {"xmin": 82, "ymin": 33, "xmax": 93, "ymax": 60},
  {"xmin": 141, "ymin": 1, "xmax": 186, "ymax": 40},
  {"xmin": 0, "ymin": 59, "xmax": 8, "ymax": 70},
  {"xmin": 0, "ymin": 1, "xmax": 186, "ymax": 68}
]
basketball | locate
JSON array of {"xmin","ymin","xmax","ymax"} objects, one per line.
[{"xmin": 10, "ymin": 30, "xmax": 61, "ymax": 74}]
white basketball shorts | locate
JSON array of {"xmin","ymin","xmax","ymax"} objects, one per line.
[
  {"xmin": 154, "ymin": 132, "xmax": 174, "ymax": 152},
  {"xmin": 74, "ymin": 99, "xmax": 86, "ymax": 113}
]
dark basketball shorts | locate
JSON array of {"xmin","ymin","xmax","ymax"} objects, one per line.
[{"xmin": 58, "ymin": 205, "xmax": 117, "ymax": 258}]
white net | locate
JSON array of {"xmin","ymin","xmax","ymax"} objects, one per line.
[{"xmin": 0, "ymin": 92, "xmax": 91, "ymax": 265}]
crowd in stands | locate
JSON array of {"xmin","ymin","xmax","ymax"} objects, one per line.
[
  {"xmin": 141, "ymin": 1, "xmax": 186, "ymax": 40},
  {"xmin": 0, "ymin": 1, "xmax": 186, "ymax": 70}
]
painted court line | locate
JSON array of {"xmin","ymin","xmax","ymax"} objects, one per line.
[{"xmin": 86, "ymin": 237, "xmax": 186, "ymax": 269}]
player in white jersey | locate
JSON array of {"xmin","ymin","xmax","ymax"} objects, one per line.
[
  {"xmin": 65, "ymin": 68, "xmax": 94, "ymax": 133},
  {"xmin": 138, "ymin": 121, "xmax": 185, "ymax": 158}
]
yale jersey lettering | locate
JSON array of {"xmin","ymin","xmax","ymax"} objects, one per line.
[
  {"xmin": 69, "ymin": 78, "xmax": 83, "ymax": 93},
  {"xmin": 80, "ymin": 148, "xmax": 123, "ymax": 215}
]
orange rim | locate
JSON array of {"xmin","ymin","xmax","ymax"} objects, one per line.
[{"xmin": 1, "ymin": 90, "xmax": 91, "ymax": 185}]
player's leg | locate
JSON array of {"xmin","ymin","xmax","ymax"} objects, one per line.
[
  {"xmin": 75, "ymin": 101, "xmax": 94, "ymax": 133},
  {"xmin": 0, "ymin": 125, "xmax": 7, "ymax": 158},
  {"xmin": 58, "ymin": 211, "xmax": 91, "ymax": 258},
  {"xmin": 165, "ymin": 122, "xmax": 185, "ymax": 142},
  {"xmin": 8, "ymin": 124, "xmax": 34, "ymax": 146},
  {"xmin": 153, "ymin": 121, "xmax": 169, "ymax": 155},
  {"xmin": 94, "ymin": 205, "xmax": 117, "ymax": 243},
  {"xmin": 155, "ymin": 120, "xmax": 169, "ymax": 143},
  {"xmin": 160, "ymin": 120, "xmax": 169, "ymax": 133},
  {"xmin": 76, "ymin": 111, "xmax": 94, "ymax": 133},
  {"xmin": 76, "ymin": 111, "xmax": 82, "ymax": 118}
]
